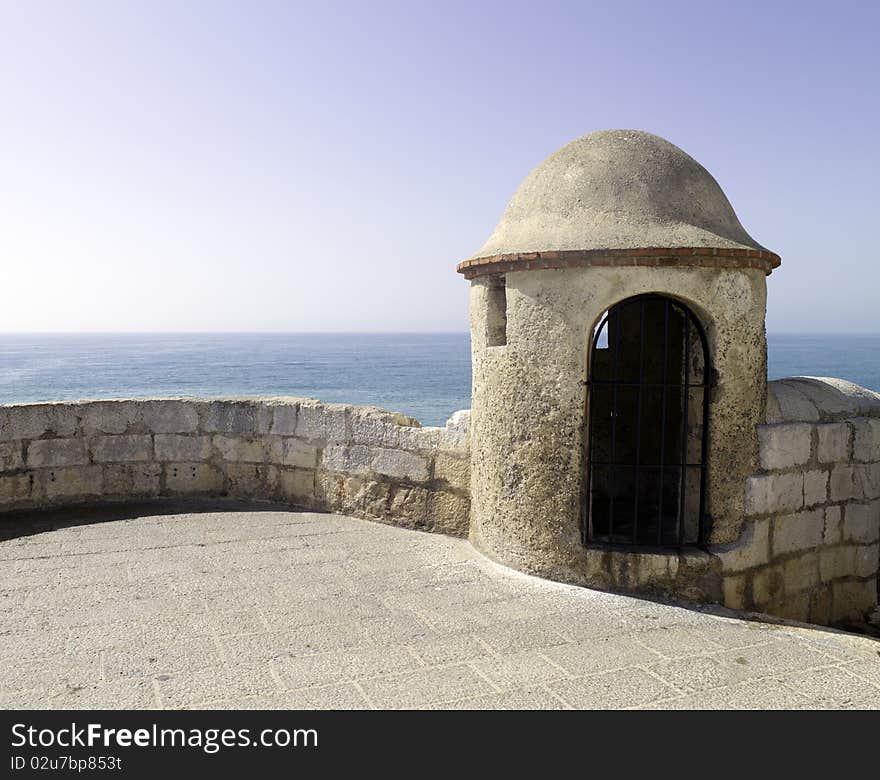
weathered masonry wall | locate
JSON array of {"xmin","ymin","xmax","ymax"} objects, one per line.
[
  {"xmin": 714, "ymin": 378, "xmax": 880, "ymax": 624},
  {"xmin": 0, "ymin": 399, "xmax": 471, "ymax": 537},
  {"xmin": 1, "ymin": 380, "xmax": 876, "ymax": 628}
]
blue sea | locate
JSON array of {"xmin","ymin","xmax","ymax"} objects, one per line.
[{"xmin": 0, "ymin": 333, "xmax": 878, "ymax": 427}]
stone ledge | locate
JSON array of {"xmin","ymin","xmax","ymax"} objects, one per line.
[
  {"xmin": 457, "ymin": 247, "xmax": 781, "ymax": 279},
  {"xmin": 767, "ymin": 378, "xmax": 880, "ymax": 423}
]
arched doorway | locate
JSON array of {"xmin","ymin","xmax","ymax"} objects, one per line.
[{"xmin": 584, "ymin": 294, "xmax": 711, "ymax": 548}]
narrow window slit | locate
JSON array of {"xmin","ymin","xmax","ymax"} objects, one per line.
[{"xmin": 486, "ymin": 276, "xmax": 507, "ymax": 347}]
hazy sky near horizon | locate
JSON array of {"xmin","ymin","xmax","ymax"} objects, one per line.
[{"xmin": 1, "ymin": 1, "xmax": 877, "ymax": 333}]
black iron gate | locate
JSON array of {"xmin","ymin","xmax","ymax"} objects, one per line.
[{"xmin": 584, "ymin": 294, "xmax": 711, "ymax": 548}]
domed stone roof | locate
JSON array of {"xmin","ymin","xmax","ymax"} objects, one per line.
[{"xmin": 458, "ymin": 129, "xmax": 779, "ymax": 278}]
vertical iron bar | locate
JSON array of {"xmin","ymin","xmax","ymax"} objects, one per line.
[
  {"xmin": 657, "ymin": 301, "xmax": 669, "ymax": 546},
  {"xmin": 677, "ymin": 312, "xmax": 691, "ymax": 546},
  {"xmin": 632, "ymin": 301, "xmax": 645, "ymax": 545},
  {"xmin": 697, "ymin": 349, "xmax": 711, "ymax": 545},
  {"xmin": 608, "ymin": 309, "xmax": 620, "ymax": 543},
  {"xmin": 584, "ymin": 333, "xmax": 597, "ymax": 544}
]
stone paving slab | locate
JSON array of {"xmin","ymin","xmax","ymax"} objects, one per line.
[{"xmin": 1, "ymin": 501, "xmax": 879, "ymax": 710}]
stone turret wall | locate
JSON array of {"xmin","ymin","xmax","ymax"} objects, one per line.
[
  {"xmin": 0, "ymin": 398, "xmax": 471, "ymax": 537},
  {"xmin": 714, "ymin": 378, "xmax": 880, "ymax": 624}
]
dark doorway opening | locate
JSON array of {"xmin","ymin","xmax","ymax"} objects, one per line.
[{"xmin": 584, "ymin": 294, "xmax": 711, "ymax": 548}]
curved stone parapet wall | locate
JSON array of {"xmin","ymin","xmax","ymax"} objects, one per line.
[
  {"xmin": 0, "ymin": 398, "xmax": 471, "ymax": 537},
  {"xmin": 1, "ymin": 379, "xmax": 876, "ymax": 627},
  {"xmin": 713, "ymin": 377, "xmax": 880, "ymax": 624}
]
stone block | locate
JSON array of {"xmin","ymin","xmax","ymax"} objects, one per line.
[
  {"xmin": 829, "ymin": 465, "xmax": 861, "ymax": 502},
  {"xmin": 712, "ymin": 518, "xmax": 770, "ymax": 572},
  {"xmin": 42, "ymin": 466, "xmax": 102, "ymax": 499},
  {"xmin": 854, "ymin": 544, "xmax": 879, "ymax": 578},
  {"xmin": 765, "ymin": 382, "xmax": 819, "ymax": 423},
  {"xmin": 772, "ymin": 509, "xmax": 824, "ymax": 556},
  {"xmin": 268, "ymin": 437, "xmax": 318, "ymax": 468},
  {"xmin": 388, "ymin": 485, "xmax": 428, "ymax": 526},
  {"xmin": 163, "ymin": 463, "xmax": 223, "ymax": 494},
  {"xmin": 765, "ymin": 390, "xmax": 783, "ymax": 424},
  {"xmin": 398, "ymin": 426, "xmax": 440, "ymax": 452},
  {"xmin": 782, "ymin": 552, "xmax": 819, "ymax": 595},
  {"xmin": 26, "ymin": 439, "xmax": 89, "ymax": 468},
  {"xmin": 769, "ymin": 592, "xmax": 812, "ymax": 623},
  {"xmin": 843, "ymin": 502, "xmax": 879, "ymax": 543},
  {"xmin": 79, "ymin": 401, "xmax": 138, "ymax": 434},
  {"xmin": 744, "ymin": 472, "xmax": 803, "ymax": 515},
  {"xmin": 783, "ymin": 378, "xmax": 858, "ymax": 418},
  {"xmin": 852, "ymin": 417, "xmax": 880, "ymax": 462},
  {"xmin": 201, "ymin": 402, "xmax": 257, "ymax": 434},
  {"xmin": 372, "ymin": 482, "xmax": 408, "ymax": 519},
  {"xmin": 831, "ymin": 580, "xmax": 876, "ymax": 622},
  {"xmin": 0, "ymin": 404, "xmax": 77, "ymax": 441},
  {"xmin": 141, "ymin": 401, "xmax": 199, "ymax": 434},
  {"xmin": 721, "ymin": 574, "xmax": 748, "ymax": 610},
  {"xmin": 751, "ymin": 566, "xmax": 783, "ymax": 606},
  {"xmin": 270, "ymin": 405, "xmax": 298, "ymax": 436},
  {"xmin": 154, "ymin": 434, "xmax": 211, "ymax": 462},
  {"xmin": 352, "ymin": 479, "xmax": 394, "ymax": 518},
  {"xmin": 0, "ymin": 441, "xmax": 23, "ymax": 471},
  {"xmin": 438, "ymin": 410, "xmax": 470, "ymax": 454},
  {"xmin": 255, "ymin": 404, "xmax": 274, "ymax": 435},
  {"xmin": 350, "ymin": 411, "xmax": 403, "ymax": 447},
  {"xmin": 316, "ymin": 471, "xmax": 364, "ymax": 515},
  {"xmin": 856, "ymin": 463, "xmax": 880, "ymax": 499},
  {"xmin": 90, "ymin": 435, "xmax": 152, "ymax": 463},
  {"xmin": 0, "ymin": 473, "xmax": 32, "ymax": 503},
  {"xmin": 823, "ymin": 505, "xmax": 842, "ymax": 545},
  {"xmin": 279, "ymin": 468, "xmax": 316, "ymax": 506},
  {"xmin": 372, "ymin": 449, "xmax": 429, "ymax": 482},
  {"xmin": 426, "ymin": 491, "xmax": 470, "ymax": 537},
  {"xmin": 213, "ymin": 435, "xmax": 265, "ymax": 463},
  {"xmin": 633, "ymin": 552, "xmax": 686, "ymax": 596},
  {"xmin": 332, "ymin": 475, "xmax": 393, "ymax": 522},
  {"xmin": 819, "ymin": 546, "xmax": 855, "ymax": 582},
  {"xmin": 757, "ymin": 423, "xmax": 813, "ymax": 470},
  {"xmin": 816, "ymin": 423, "xmax": 850, "ymax": 463},
  {"xmin": 296, "ymin": 403, "xmax": 348, "ymax": 443},
  {"xmin": 811, "ymin": 378, "xmax": 880, "ymax": 416},
  {"xmin": 103, "ymin": 463, "xmax": 161, "ymax": 496},
  {"xmin": 809, "ymin": 586, "xmax": 833, "ymax": 625},
  {"xmin": 434, "ymin": 453, "xmax": 470, "ymax": 492},
  {"xmin": 803, "ymin": 470, "xmax": 828, "ymax": 507},
  {"xmin": 321, "ymin": 444, "xmax": 371, "ymax": 475},
  {"xmin": 225, "ymin": 463, "xmax": 273, "ymax": 498}
]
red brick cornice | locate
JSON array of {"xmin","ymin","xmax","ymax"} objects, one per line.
[{"xmin": 456, "ymin": 247, "xmax": 782, "ymax": 279}]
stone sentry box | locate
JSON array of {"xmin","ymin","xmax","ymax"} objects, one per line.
[{"xmin": 459, "ymin": 129, "xmax": 877, "ymax": 622}]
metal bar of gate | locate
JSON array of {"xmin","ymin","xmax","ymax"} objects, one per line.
[
  {"xmin": 698, "ymin": 347, "xmax": 711, "ymax": 545},
  {"xmin": 608, "ymin": 309, "xmax": 620, "ymax": 543},
  {"xmin": 590, "ymin": 462, "xmax": 703, "ymax": 467},
  {"xmin": 657, "ymin": 300, "xmax": 669, "ymax": 546},
  {"xmin": 587, "ymin": 380, "xmax": 710, "ymax": 387},
  {"xmin": 584, "ymin": 329, "xmax": 598, "ymax": 544},
  {"xmin": 677, "ymin": 314, "xmax": 691, "ymax": 546},
  {"xmin": 632, "ymin": 301, "xmax": 645, "ymax": 545}
]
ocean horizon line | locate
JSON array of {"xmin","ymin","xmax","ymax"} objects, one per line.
[
  {"xmin": 0, "ymin": 330, "xmax": 472, "ymax": 337},
  {"xmin": 1, "ymin": 330, "xmax": 879, "ymax": 337}
]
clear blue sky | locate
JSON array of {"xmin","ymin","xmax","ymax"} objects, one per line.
[{"xmin": 1, "ymin": 1, "xmax": 877, "ymax": 333}]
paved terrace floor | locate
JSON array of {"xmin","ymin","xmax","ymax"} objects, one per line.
[{"xmin": 1, "ymin": 501, "xmax": 879, "ymax": 710}]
